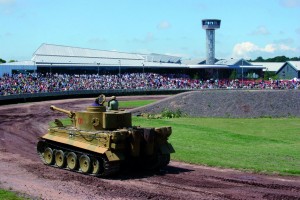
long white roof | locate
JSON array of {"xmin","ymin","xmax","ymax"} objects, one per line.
[
  {"xmin": 0, "ymin": 43, "xmax": 265, "ymax": 71},
  {"xmin": 215, "ymin": 58, "xmax": 251, "ymax": 66},
  {"xmin": 33, "ymin": 55, "xmax": 144, "ymax": 66},
  {"xmin": 250, "ymin": 62, "xmax": 284, "ymax": 72},
  {"xmin": 0, "ymin": 60, "xmax": 35, "ymax": 66},
  {"xmin": 143, "ymin": 53, "xmax": 181, "ymax": 63},
  {"xmin": 33, "ymin": 43, "xmax": 143, "ymax": 60},
  {"xmin": 32, "ymin": 44, "xmax": 183, "ymax": 67},
  {"xmin": 287, "ymin": 61, "xmax": 300, "ymax": 71}
]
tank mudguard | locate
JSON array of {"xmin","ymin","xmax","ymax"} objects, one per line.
[
  {"xmin": 160, "ymin": 143, "xmax": 175, "ymax": 154},
  {"xmin": 42, "ymin": 134, "xmax": 107, "ymax": 154},
  {"xmin": 42, "ymin": 134, "xmax": 125, "ymax": 161},
  {"xmin": 105, "ymin": 151, "xmax": 125, "ymax": 161}
]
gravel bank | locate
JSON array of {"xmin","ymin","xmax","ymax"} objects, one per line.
[{"xmin": 131, "ymin": 90, "xmax": 300, "ymax": 118}]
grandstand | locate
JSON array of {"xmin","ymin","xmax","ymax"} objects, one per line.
[{"xmin": 0, "ymin": 43, "xmax": 265, "ymax": 79}]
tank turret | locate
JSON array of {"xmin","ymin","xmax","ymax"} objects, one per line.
[
  {"xmin": 37, "ymin": 94, "xmax": 175, "ymax": 177},
  {"xmin": 50, "ymin": 104, "xmax": 131, "ymax": 131}
]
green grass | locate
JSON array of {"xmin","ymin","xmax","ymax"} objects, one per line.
[
  {"xmin": 49, "ymin": 99, "xmax": 300, "ymax": 176},
  {"xmin": 119, "ymin": 100, "xmax": 155, "ymax": 108},
  {"xmin": 133, "ymin": 117, "xmax": 300, "ymax": 176},
  {"xmin": 0, "ymin": 189, "xmax": 28, "ymax": 200}
]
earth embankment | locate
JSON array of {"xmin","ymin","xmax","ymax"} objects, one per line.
[{"xmin": 131, "ymin": 90, "xmax": 300, "ymax": 118}]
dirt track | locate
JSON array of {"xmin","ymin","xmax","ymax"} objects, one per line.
[{"xmin": 0, "ymin": 95, "xmax": 300, "ymax": 200}]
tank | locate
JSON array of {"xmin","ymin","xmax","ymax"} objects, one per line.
[{"xmin": 37, "ymin": 94, "xmax": 175, "ymax": 177}]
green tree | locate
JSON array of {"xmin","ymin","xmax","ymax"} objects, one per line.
[
  {"xmin": 229, "ymin": 70, "xmax": 237, "ymax": 80},
  {"xmin": 250, "ymin": 55, "xmax": 300, "ymax": 62},
  {"xmin": 9, "ymin": 60, "xmax": 17, "ymax": 63},
  {"xmin": 255, "ymin": 56, "xmax": 264, "ymax": 62},
  {"xmin": 0, "ymin": 58, "xmax": 6, "ymax": 63},
  {"xmin": 266, "ymin": 56, "xmax": 288, "ymax": 62},
  {"xmin": 290, "ymin": 56, "xmax": 300, "ymax": 61},
  {"xmin": 263, "ymin": 71, "xmax": 277, "ymax": 80}
]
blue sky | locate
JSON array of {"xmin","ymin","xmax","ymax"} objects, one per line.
[{"xmin": 0, "ymin": 0, "xmax": 299, "ymax": 61}]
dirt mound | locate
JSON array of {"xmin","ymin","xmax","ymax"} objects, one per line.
[{"xmin": 131, "ymin": 90, "xmax": 300, "ymax": 118}]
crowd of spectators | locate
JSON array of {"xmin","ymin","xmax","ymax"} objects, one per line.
[{"xmin": 0, "ymin": 72, "xmax": 299, "ymax": 96}]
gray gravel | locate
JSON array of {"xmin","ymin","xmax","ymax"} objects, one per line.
[{"xmin": 131, "ymin": 90, "xmax": 300, "ymax": 118}]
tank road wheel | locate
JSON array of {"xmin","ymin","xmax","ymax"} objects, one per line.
[
  {"xmin": 43, "ymin": 147, "xmax": 54, "ymax": 165},
  {"xmin": 79, "ymin": 155, "xmax": 91, "ymax": 173},
  {"xmin": 55, "ymin": 150, "xmax": 66, "ymax": 168},
  {"xmin": 91, "ymin": 157, "xmax": 102, "ymax": 175},
  {"xmin": 67, "ymin": 152, "xmax": 78, "ymax": 170}
]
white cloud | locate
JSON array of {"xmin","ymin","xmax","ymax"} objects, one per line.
[
  {"xmin": 0, "ymin": 0, "xmax": 15, "ymax": 4},
  {"xmin": 251, "ymin": 26, "xmax": 270, "ymax": 35},
  {"xmin": 0, "ymin": 0, "xmax": 15, "ymax": 15},
  {"xmin": 232, "ymin": 42, "xmax": 259, "ymax": 57},
  {"xmin": 232, "ymin": 41, "xmax": 297, "ymax": 59},
  {"xmin": 157, "ymin": 20, "xmax": 171, "ymax": 30},
  {"xmin": 280, "ymin": 0, "xmax": 300, "ymax": 7},
  {"xmin": 263, "ymin": 44, "xmax": 277, "ymax": 52}
]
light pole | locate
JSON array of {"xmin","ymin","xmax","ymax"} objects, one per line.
[
  {"xmin": 118, "ymin": 60, "xmax": 121, "ymax": 88},
  {"xmin": 97, "ymin": 63, "xmax": 100, "ymax": 75},
  {"xmin": 142, "ymin": 63, "xmax": 145, "ymax": 75},
  {"xmin": 241, "ymin": 59, "xmax": 244, "ymax": 87},
  {"xmin": 118, "ymin": 59, "xmax": 121, "ymax": 76},
  {"xmin": 33, "ymin": 61, "xmax": 36, "ymax": 74}
]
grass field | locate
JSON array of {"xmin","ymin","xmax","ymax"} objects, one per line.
[
  {"xmin": 133, "ymin": 117, "xmax": 300, "ymax": 175},
  {"xmin": 51, "ymin": 100, "xmax": 300, "ymax": 175},
  {"xmin": 119, "ymin": 100, "xmax": 156, "ymax": 108},
  {"xmin": 0, "ymin": 189, "xmax": 28, "ymax": 200}
]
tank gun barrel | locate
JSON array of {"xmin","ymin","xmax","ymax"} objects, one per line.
[{"xmin": 50, "ymin": 105, "xmax": 75, "ymax": 118}]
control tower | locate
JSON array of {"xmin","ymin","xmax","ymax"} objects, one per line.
[{"xmin": 202, "ymin": 19, "xmax": 221, "ymax": 65}]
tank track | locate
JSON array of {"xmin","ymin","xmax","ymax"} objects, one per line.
[
  {"xmin": 37, "ymin": 140, "xmax": 120, "ymax": 177},
  {"xmin": 140, "ymin": 151, "xmax": 171, "ymax": 170}
]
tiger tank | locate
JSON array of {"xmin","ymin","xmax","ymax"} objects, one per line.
[{"xmin": 37, "ymin": 94, "xmax": 175, "ymax": 177}]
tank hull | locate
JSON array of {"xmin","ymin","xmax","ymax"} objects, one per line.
[{"xmin": 37, "ymin": 126, "xmax": 174, "ymax": 177}]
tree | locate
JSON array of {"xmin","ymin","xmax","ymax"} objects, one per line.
[
  {"xmin": 9, "ymin": 60, "xmax": 17, "ymax": 63},
  {"xmin": 249, "ymin": 55, "xmax": 300, "ymax": 62},
  {"xmin": 0, "ymin": 58, "xmax": 6, "ymax": 63},
  {"xmin": 264, "ymin": 71, "xmax": 277, "ymax": 80},
  {"xmin": 290, "ymin": 57, "xmax": 300, "ymax": 61},
  {"xmin": 255, "ymin": 56, "xmax": 264, "ymax": 62},
  {"xmin": 266, "ymin": 56, "xmax": 288, "ymax": 62},
  {"xmin": 229, "ymin": 70, "xmax": 237, "ymax": 80}
]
